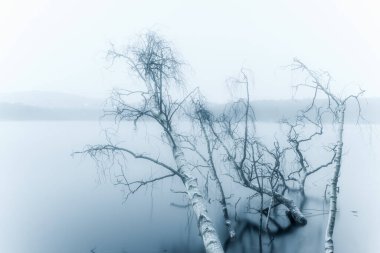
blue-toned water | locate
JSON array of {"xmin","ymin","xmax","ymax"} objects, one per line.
[{"xmin": 0, "ymin": 121, "xmax": 379, "ymax": 253}]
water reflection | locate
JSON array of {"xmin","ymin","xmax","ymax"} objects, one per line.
[{"xmin": 223, "ymin": 192, "xmax": 325, "ymax": 253}]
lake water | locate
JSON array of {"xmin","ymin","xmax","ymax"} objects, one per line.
[{"xmin": 0, "ymin": 121, "xmax": 379, "ymax": 253}]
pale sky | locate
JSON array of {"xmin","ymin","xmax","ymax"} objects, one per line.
[{"xmin": 0, "ymin": 0, "xmax": 380, "ymax": 103}]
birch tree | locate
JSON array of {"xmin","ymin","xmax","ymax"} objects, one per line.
[
  {"xmin": 77, "ymin": 32, "xmax": 224, "ymax": 253},
  {"xmin": 280, "ymin": 110, "xmax": 337, "ymax": 193},
  {"xmin": 292, "ymin": 59, "xmax": 364, "ymax": 253},
  {"xmin": 180, "ymin": 100, "xmax": 236, "ymax": 239},
  {"xmin": 194, "ymin": 71, "xmax": 308, "ymax": 226}
]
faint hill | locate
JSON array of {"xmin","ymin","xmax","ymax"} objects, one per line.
[
  {"xmin": 0, "ymin": 91, "xmax": 103, "ymax": 121},
  {"xmin": 0, "ymin": 91, "xmax": 103, "ymax": 109}
]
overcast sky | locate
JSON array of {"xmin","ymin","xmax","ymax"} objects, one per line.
[{"xmin": 1, "ymin": 0, "xmax": 379, "ymax": 103}]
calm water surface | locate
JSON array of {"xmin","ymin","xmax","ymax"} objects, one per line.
[{"xmin": 0, "ymin": 121, "xmax": 379, "ymax": 253}]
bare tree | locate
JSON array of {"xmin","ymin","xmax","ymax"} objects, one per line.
[
  {"xmin": 179, "ymin": 99, "xmax": 236, "ymax": 239},
  {"xmin": 196, "ymin": 71, "xmax": 308, "ymax": 226},
  {"xmin": 76, "ymin": 32, "xmax": 224, "ymax": 253},
  {"xmin": 292, "ymin": 58, "xmax": 364, "ymax": 253},
  {"xmin": 280, "ymin": 109, "xmax": 337, "ymax": 193},
  {"xmin": 73, "ymin": 33, "xmax": 363, "ymax": 252}
]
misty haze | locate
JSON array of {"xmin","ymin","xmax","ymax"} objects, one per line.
[{"xmin": 1, "ymin": 1, "xmax": 380, "ymax": 253}]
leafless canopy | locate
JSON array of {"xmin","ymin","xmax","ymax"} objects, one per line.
[
  {"xmin": 76, "ymin": 32, "xmax": 226, "ymax": 253},
  {"xmin": 74, "ymin": 32, "xmax": 365, "ymax": 252},
  {"xmin": 76, "ymin": 32, "xmax": 191, "ymax": 198}
]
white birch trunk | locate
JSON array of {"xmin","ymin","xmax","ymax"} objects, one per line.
[
  {"xmin": 170, "ymin": 134, "xmax": 224, "ymax": 253},
  {"xmin": 325, "ymin": 107, "xmax": 345, "ymax": 253}
]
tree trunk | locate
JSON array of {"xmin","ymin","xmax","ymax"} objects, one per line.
[
  {"xmin": 208, "ymin": 121, "xmax": 307, "ymax": 226},
  {"xmin": 261, "ymin": 187, "xmax": 307, "ymax": 225},
  {"xmin": 325, "ymin": 107, "xmax": 345, "ymax": 253},
  {"xmin": 170, "ymin": 134, "xmax": 224, "ymax": 253},
  {"xmin": 236, "ymin": 168, "xmax": 307, "ymax": 225},
  {"xmin": 200, "ymin": 120, "xmax": 236, "ymax": 239}
]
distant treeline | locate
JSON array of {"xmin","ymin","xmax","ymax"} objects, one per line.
[
  {"xmin": 0, "ymin": 98, "xmax": 378, "ymax": 123},
  {"xmin": 208, "ymin": 98, "xmax": 378, "ymax": 123}
]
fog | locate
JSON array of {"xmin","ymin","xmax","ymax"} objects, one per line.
[
  {"xmin": 1, "ymin": 1, "xmax": 380, "ymax": 102},
  {"xmin": 1, "ymin": 1, "xmax": 380, "ymax": 253}
]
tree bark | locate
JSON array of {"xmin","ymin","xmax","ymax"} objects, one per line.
[
  {"xmin": 325, "ymin": 107, "xmax": 345, "ymax": 253},
  {"xmin": 170, "ymin": 134, "xmax": 224, "ymax": 253}
]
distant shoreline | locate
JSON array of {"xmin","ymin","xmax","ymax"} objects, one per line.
[{"xmin": 1, "ymin": 92, "xmax": 379, "ymax": 123}]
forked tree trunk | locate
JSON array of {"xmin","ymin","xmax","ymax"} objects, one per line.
[
  {"xmin": 170, "ymin": 134, "xmax": 224, "ymax": 253},
  {"xmin": 325, "ymin": 107, "xmax": 345, "ymax": 253}
]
